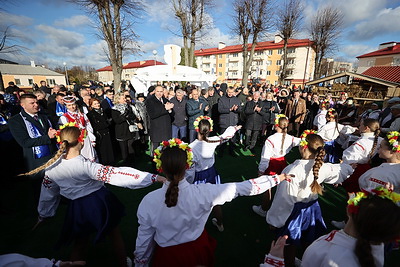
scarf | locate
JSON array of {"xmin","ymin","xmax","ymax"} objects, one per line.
[
  {"xmin": 20, "ymin": 113, "xmax": 51, "ymax": 159},
  {"xmin": 112, "ymin": 103, "xmax": 127, "ymax": 114},
  {"xmin": 94, "ymin": 108, "xmax": 103, "ymax": 116},
  {"xmin": 55, "ymin": 102, "xmax": 67, "ymax": 116}
]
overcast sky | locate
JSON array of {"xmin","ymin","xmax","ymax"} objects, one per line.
[{"xmin": 1, "ymin": 0, "xmax": 399, "ymax": 69}]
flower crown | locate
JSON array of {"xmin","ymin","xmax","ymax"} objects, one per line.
[
  {"xmin": 55, "ymin": 122, "xmax": 87, "ymax": 144},
  {"xmin": 347, "ymin": 187, "xmax": 400, "ymax": 214},
  {"xmin": 274, "ymin": 114, "xmax": 287, "ymax": 127},
  {"xmin": 193, "ymin": 115, "xmax": 213, "ymax": 132},
  {"xmin": 387, "ymin": 131, "xmax": 400, "ymax": 153},
  {"xmin": 299, "ymin": 129, "xmax": 317, "ymax": 149},
  {"xmin": 320, "ymin": 99, "xmax": 330, "ymax": 108},
  {"xmin": 153, "ymin": 138, "xmax": 193, "ymax": 173},
  {"xmin": 327, "ymin": 108, "xmax": 336, "ymax": 118}
]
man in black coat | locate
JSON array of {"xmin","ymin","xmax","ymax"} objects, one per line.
[
  {"xmin": 101, "ymin": 89, "xmax": 115, "ymax": 119},
  {"xmin": 146, "ymin": 86, "xmax": 174, "ymax": 152},
  {"xmin": 170, "ymin": 89, "xmax": 188, "ymax": 141},
  {"xmin": 8, "ymin": 94, "xmax": 57, "ymax": 202},
  {"xmin": 244, "ymin": 91, "xmax": 265, "ymax": 152},
  {"xmin": 218, "ymin": 87, "xmax": 241, "ymax": 156}
]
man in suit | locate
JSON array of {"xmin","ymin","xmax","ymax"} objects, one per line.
[
  {"xmin": 146, "ymin": 85, "xmax": 174, "ymax": 152},
  {"xmin": 101, "ymin": 89, "xmax": 115, "ymax": 119},
  {"xmin": 285, "ymin": 89, "xmax": 306, "ymax": 137},
  {"xmin": 8, "ymin": 94, "xmax": 57, "ymax": 201},
  {"xmin": 186, "ymin": 88, "xmax": 209, "ymax": 142}
]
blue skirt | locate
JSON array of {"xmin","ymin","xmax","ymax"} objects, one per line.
[
  {"xmin": 324, "ymin": 140, "xmax": 340, "ymax": 163},
  {"xmin": 194, "ymin": 165, "xmax": 220, "ymax": 184},
  {"xmin": 56, "ymin": 186, "xmax": 125, "ymax": 247},
  {"xmin": 276, "ymin": 199, "xmax": 326, "ymax": 246}
]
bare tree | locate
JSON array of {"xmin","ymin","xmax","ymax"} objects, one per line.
[
  {"xmin": 276, "ymin": 0, "xmax": 303, "ymax": 84},
  {"xmin": 309, "ymin": 6, "xmax": 343, "ymax": 79},
  {"xmin": 69, "ymin": 0, "xmax": 143, "ymax": 91},
  {"xmin": 231, "ymin": 0, "xmax": 273, "ymax": 86},
  {"xmin": 172, "ymin": 0, "xmax": 213, "ymax": 67}
]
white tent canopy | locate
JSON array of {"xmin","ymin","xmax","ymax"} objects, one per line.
[{"xmin": 130, "ymin": 64, "xmax": 217, "ymax": 95}]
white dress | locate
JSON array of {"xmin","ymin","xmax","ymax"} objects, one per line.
[
  {"xmin": 134, "ymin": 175, "xmax": 282, "ymax": 266},
  {"xmin": 358, "ymin": 163, "xmax": 400, "ymax": 193},
  {"xmin": 342, "ymin": 132, "xmax": 383, "ymax": 164},
  {"xmin": 266, "ymin": 159, "xmax": 354, "ymax": 228},
  {"xmin": 258, "ymin": 132, "xmax": 300, "ymax": 173},
  {"xmin": 59, "ymin": 111, "xmax": 98, "ymax": 162},
  {"xmin": 301, "ymin": 230, "xmax": 384, "ymax": 267}
]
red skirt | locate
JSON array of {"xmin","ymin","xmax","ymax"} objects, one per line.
[
  {"xmin": 152, "ymin": 229, "xmax": 217, "ymax": 267},
  {"xmin": 264, "ymin": 157, "xmax": 287, "ymax": 175},
  {"xmin": 342, "ymin": 163, "xmax": 371, "ymax": 193}
]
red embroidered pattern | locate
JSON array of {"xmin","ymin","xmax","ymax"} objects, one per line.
[
  {"xmin": 325, "ymin": 230, "xmax": 338, "ymax": 241},
  {"xmin": 250, "ymin": 178, "xmax": 261, "ymax": 194},
  {"xmin": 151, "ymin": 174, "xmax": 157, "ymax": 183},
  {"xmin": 264, "ymin": 257, "xmax": 285, "ymax": 267},
  {"xmin": 116, "ymin": 171, "xmax": 140, "ymax": 179},
  {"xmin": 96, "ymin": 166, "xmax": 116, "ymax": 183},
  {"xmin": 42, "ymin": 176, "xmax": 53, "ymax": 189},
  {"xmin": 369, "ymin": 178, "xmax": 386, "ymax": 186}
]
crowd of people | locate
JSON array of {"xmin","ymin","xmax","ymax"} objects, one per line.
[{"xmin": 0, "ymin": 79, "xmax": 400, "ymax": 267}]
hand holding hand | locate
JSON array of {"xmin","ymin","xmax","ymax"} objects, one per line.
[
  {"xmin": 156, "ymin": 175, "xmax": 167, "ymax": 183},
  {"xmin": 48, "ymin": 128, "xmax": 57, "ymax": 139},
  {"xmin": 269, "ymin": 235, "xmax": 288, "ymax": 259},
  {"xmin": 234, "ymin": 125, "xmax": 242, "ymax": 130},
  {"xmin": 277, "ymin": 173, "xmax": 294, "ymax": 182}
]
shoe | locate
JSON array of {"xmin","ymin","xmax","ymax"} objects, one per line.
[
  {"xmin": 243, "ymin": 146, "xmax": 249, "ymax": 151},
  {"xmin": 331, "ymin": 220, "xmax": 346, "ymax": 229},
  {"xmin": 126, "ymin": 257, "xmax": 133, "ymax": 267},
  {"xmin": 212, "ymin": 218, "xmax": 224, "ymax": 232},
  {"xmin": 294, "ymin": 257, "xmax": 302, "ymax": 267},
  {"xmin": 252, "ymin": 205, "xmax": 267, "ymax": 217}
]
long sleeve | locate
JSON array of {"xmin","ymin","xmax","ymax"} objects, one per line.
[
  {"xmin": 134, "ymin": 210, "xmax": 157, "ymax": 267},
  {"xmin": 186, "ymin": 101, "xmax": 201, "ymax": 116},
  {"xmin": 381, "ymin": 117, "xmax": 400, "ymax": 133},
  {"xmin": 267, "ymin": 179, "xmax": 298, "ymax": 228},
  {"xmin": 146, "ymin": 99, "xmax": 168, "ymax": 120},
  {"xmin": 0, "ymin": 253, "xmax": 61, "ymax": 267},
  {"xmin": 320, "ymin": 163, "xmax": 354, "ymax": 184},
  {"xmin": 259, "ymin": 139, "xmax": 274, "ymax": 173},
  {"xmin": 90, "ymin": 162, "xmax": 157, "ymax": 189},
  {"xmin": 208, "ymin": 175, "xmax": 281, "ymax": 207},
  {"xmin": 342, "ymin": 142, "xmax": 365, "ymax": 164},
  {"xmin": 38, "ymin": 176, "xmax": 61, "ymax": 218},
  {"xmin": 8, "ymin": 117, "xmax": 52, "ymax": 148}
]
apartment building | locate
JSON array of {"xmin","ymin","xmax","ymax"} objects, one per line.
[
  {"xmin": 194, "ymin": 36, "xmax": 315, "ymax": 86},
  {"xmin": 356, "ymin": 42, "xmax": 400, "ymax": 74}
]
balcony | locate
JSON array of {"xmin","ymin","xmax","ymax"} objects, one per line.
[{"xmin": 229, "ymin": 57, "xmax": 240, "ymax": 62}]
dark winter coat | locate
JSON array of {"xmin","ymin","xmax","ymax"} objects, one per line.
[
  {"xmin": 218, "ymin": 95, "xmax": 241, "ymax": 129},
  {"xmin": 244, "ymin": 100, "xmax": 265, "ymax": 130}
]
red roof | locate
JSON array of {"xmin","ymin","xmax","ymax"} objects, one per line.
[
  {"xmin": 357, "ymin": 43, "xmax": 400, "ymax": 59},
  {"xmin": 96, "ymin": 60, "xmax": 165, "ymax": 72},
  {"xmin": 360, "ymin": 66, "xmax": 400, "ymax": 83},
  {"xmin": 195, "ymin": 39, "xmax": 313, "ymax": 56}
]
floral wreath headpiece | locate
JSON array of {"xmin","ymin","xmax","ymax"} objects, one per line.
[
  {"xmin": 299, "ymin": 129, "xmax": 317, "ymax": 149},
  {"xmin": 55, "ymin": 122, "xmax": 87, "ymax": 144},
  {"xmin": 274, "ymin": 114, "xmax": 287, "ymax": 127},
  {"xmin": 320, "ymin": 99, "xmax": 330, "ymax": 108},
  {"xmin": 327, "ymin": 108, "xmax": 336, "ymax": 118},
  {"xmin": 194, "ymin": 115, "xmax": 213, "ymax": 132},
  {"xmin": 347, "ymin": 187, "xmax": 400, "ymax": 214},
  {"xmin": 387, "ymin": 131, "xmax": 400, "ymax": 153},
  {"xmin": 153, "ymin": 138, "xmax": 193, "ymax": 173}
]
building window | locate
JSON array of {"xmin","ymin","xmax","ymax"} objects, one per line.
[
  {"xmin": 232, "ymin": 53, "xmax": 238, "ymax": 57},
  {"xmin": 232, "ymin": 71, "xmax": 238, "ymax": 76},
  {"xmin": 393, "ymin": 57, "xmax": 400, "ymax": 66},
  {"xmin": 256, "ymin": 61, "xmax": 263, "ymax": 65},
  {"xmin": 288, "ymin": 59, "xmax": 295, "ymax": 64},
  {"xmin": 219, "ymin": 54, "xmax": 223, "ymax": 58},
  {"xmin": 266, "ymin": 70, "xmax": 271, "ymax": 76},
  {"xmin": 255, "ymin": 51, "xmax": 263, "ymax": 56},
  {"xmin": 28, "ymin": 79, "xmax": 33, "ymax": 85},
  {"xmin": 267, "ymin": 50, "xmax": 273, "ymax": 55},
  {"xmin": 218, "ymin": 63, "xmax": 223, "ymax": 67},
  {"xmin": 125, "ymin": 74, "xmax": 130, "ymax": 78},
  {"xmin": 46, "ymin": 79, "xmax": 55, "ymax": 85},
  {"xmin": 286, "ymin": 70, "xmax": 294, "ymax": 75},
  {"xmin": 278, "ymin": 49, "xmax": 283, "ymax": 55},
  {"xmin": 275, "ymin": 71, "xmax": 280, "ymax": 76},
  {"xmin": 266, "ymin": 60, "xmax": 272, "ymax": 66},
  {"xmin": 287, "ymin": 48, "xmax": 295, "ymax": 54},
  {"xmin": 276, "ymin": 60, "xmax": 282, "ymax": 65},
  {"xmin": 204, "ymin": 64, "xmax": 210, "ymax": 68},
  {"xmin": 218, "ymin": 72, "xmax": 222, "ymax": 76},
  {"xmin": 213, "ymin": 64, "xmax": 216, "ymax": 68},
  {"xmin": 204, "ymin": 55, "xmax": 210, "ymax": 59},
  {"xmin": 15, "ymin": 79, "xmax": 21, "ymax": 85}
]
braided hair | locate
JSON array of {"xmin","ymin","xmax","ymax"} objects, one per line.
[
  {"xmin": 306, "ymin": 134, "xmax": 326, "ymax": 195},
  {"xmin": 352, "ymin": 195, "xmax": 400, "ymax": 267},
  {"xmin": 160, "ymin": 146, "xmax": 188, "ymax": 207},
  {"xmin": 199, "ymin": 119, "xmax": 224, "ymax": 143},
  {"xmin": 278, "ymin": 117, "xmax": 289, "ymax": 154},
  {"xmin": 20, "ymin": 127, "xmax": 81, "ymax": 176},
  {"xmin": 362, "ymin": 119, "xmax": 380, "ymax": 161}
]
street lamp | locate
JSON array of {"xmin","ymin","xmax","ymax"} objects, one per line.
[
  {"xmin": 152, "ymin": 50, "xmax": 158, "ymax": 65},
  {"xmin": 63, "ymin": 62, "xmax": 69, "ymax": 86}
]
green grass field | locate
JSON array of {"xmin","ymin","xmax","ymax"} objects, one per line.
[{"xmin": 0, "ymin": 143, "xmax": 398, "ymax": 266}]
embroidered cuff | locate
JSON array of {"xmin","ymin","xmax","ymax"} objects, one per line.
[
  {"xmin": 151, "ymin": 174, "xmax": 157, "ymax": 183},
  {"xmin": 264, "ymin": 254, "xmax": 285, "ymax": 267}
]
